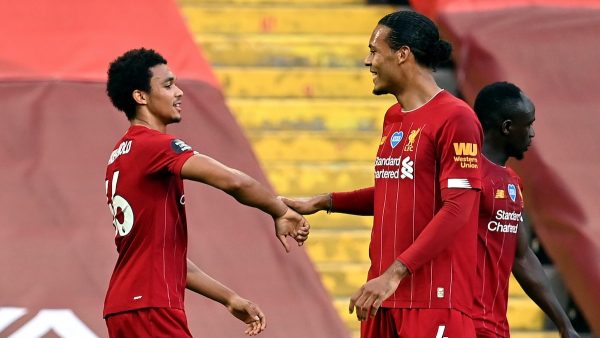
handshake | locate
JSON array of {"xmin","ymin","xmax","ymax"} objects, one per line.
[{"xmin": 273, "ymin": 193, "xmax": 331, "ymax": 252}]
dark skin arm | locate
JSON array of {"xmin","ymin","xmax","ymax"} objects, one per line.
[
  {"xmin": 186, "ymin": 259, "xmax": 266, "ymax": 336},
  {"xmin": 512, "ymin": 224, "xmax": 579, "ymax": 338},
  {"xmin": 181, "ymin": 154, "xmax": 309, "ymax": 251}
]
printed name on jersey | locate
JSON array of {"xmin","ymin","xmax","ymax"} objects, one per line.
[
  {"xmin": 452, "ymin": 142, "xmax": 478, "ymax": 168},
  {"xmin": 171, "ymin": 139, "xmax": 192, "ymax": 154},
  {"xmin": 390, "ymin": 131, "xmax": 403, "ymax": 148},
  {"xmin": 108, "ymin": 140, "xmax": 132, "ymax": 164},
  {"xmin": 403, "ymin": 128, "xmax": 421, "ymax": 151},
  {"xmin": 374, "ymin": 156, "xmax": 414, "ymax": 180},
  {"xmin": 495, "ymin": 189, "xmax": 506, "ymax": 199},
  {"xmin": 508, "ymin": 184, "xmax": 517, "ymax": 202},
  {"xmin": 487, "ymin": 209, "xmax": 523, "ymax": 233}
]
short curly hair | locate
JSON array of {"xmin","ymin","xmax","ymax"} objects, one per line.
[
  {"xmin": 106, "ymin": 48, "xmax": 167, "ymax": 119},
  {"xmin": 474, "ymin": 82, "xmax": 524, "ymax": 132}
]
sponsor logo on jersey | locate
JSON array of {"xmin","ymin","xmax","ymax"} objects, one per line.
[
  {"xmin": 374, "ymin": 155, "xmax": 414, "ymax": 180},
  {"xmin": 452, "ymin": 142, "xmax": 478, "ymax": 168},
  {"xmin": 390, "ymin": 131, "xmax": 403, "ymax": 148},
  {"xmin": 171, "ymin": 139, "xmax": 192, "ymax": 154},
  {"xmin": 495, "ymin": 189, "xmax": 506, "ymax": 199},
  {"xmin": 403, "ymin": 128, "xmax": 421, "ymax": 151},
  {"xmin": 508, "ymin": 184, "xmax": 517, "ymax": 202},
  {"xmin": 487, "ymin": 209, "xmax": 522, "ymax": 233}
]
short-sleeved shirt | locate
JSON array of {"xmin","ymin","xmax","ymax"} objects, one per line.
[
  {"xmin": 473, "ymin": 157, "xmax": 524, "ymax": 337},
  {"xmin": 103, "ymin": 125, "xmax": 195, "ymax": 317},
  {"xmin": 371, "ymin": 90, "xmax": 483, "ymax": 315}
]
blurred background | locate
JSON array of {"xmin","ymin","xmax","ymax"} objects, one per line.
[{"xmin": 0, "ymin": 0, "xmax": 598, "ymax": 337}]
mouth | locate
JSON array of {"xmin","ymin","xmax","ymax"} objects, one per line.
[
  {"xmin": 370, "ymin": 71, "xmax": 378, "ymax": 82},
  {"xmin": 174, "ymin": 101, "xmax": 182, "ymax": 112}
]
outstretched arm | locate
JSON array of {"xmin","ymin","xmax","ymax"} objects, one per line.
[
  {"xmin": 512, "ymin": 225, "xmax": 578, "ymax": 338},
  {"xmin": 186, "ymin": 259, "xmax": 266, "ymax": 336},
  {"xmin": 281, "ymin": 187, "xmax": 375, "ymax": 216},
  {"xmin": 181, "ymin": 154, "xmax": 309, "ymax": 251}
]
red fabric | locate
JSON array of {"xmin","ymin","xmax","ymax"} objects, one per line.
[
  {"xmin": 360, "ymin": 308, "xmax": 476, "ymax": 338},
  {"xmin": 437, "ymin": 6, "xmax": 600, "ymax": 335},
  {"xmin": 473, "ymin": 158, "xmax": 523, "ymax": 338},
  {"xmin": 0, "ymin": 0, "xmax": 218, "ymax": 86},
  {"xmin": 106, "ymin": 308, "xmax": 192, "ymax": 338},
  {"xmin": 370, "ymin": 91, "xmax": 482, "ymax": 313},
  {"xmin": 409, "ymin": 0, "xmax": 600, "ymax": 20},
  {"xmin": 331, "ymin": 187, "xmax": 375, "ymax": 215},
  {"xmin": 104, "ymin": 126, "xmax": 195, "ymax": 317}
]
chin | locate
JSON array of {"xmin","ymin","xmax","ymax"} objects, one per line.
[{"xmin": 372, "ymin": 87, "xmax": 389, "ymax": 96}]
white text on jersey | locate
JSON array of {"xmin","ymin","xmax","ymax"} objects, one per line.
[{"xmin": 108, "ymin": 140, "xmax": 132, "ymax": 164}]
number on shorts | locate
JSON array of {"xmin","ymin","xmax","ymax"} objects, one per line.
[{"xmin": 435, "ymin": 325, "xmax": 448, "ymax": 338}]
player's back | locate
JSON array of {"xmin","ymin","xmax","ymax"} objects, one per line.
[{"xmin": 103, "ymin": 126, "xmax": 195, "ymax": 317}]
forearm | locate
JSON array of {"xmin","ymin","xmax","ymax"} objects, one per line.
[
  {"xmin": 513, "ymin": 249, "xmax": 573, "ymax": 331},
  {"xmin": 398, "ymin": 188, "xmax": 477, "ymax": 273},
  {"xmin": 186, "ymin": 259, "xmax": 237, "ymax": 306},
  {"xmin": 331, "ymin": 187, "xmax": 374, "ymax": 215},
  {"xmin": 224, "ymin": 170, "xmax": 287, "ymax": 218},
  {"xmin": 181, "ymin": 155, "xmax": 287, "ymax": 218}
]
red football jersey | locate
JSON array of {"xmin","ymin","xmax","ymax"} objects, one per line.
[
  {"xmin": 103, "ymin": 125, "xmax": 195, "ymax": 317},
  {"xmin": 371, "ymin": 91, "xmax": 482, "ymax": 315},
  {"xmin": 473, "ymin": 157, "xmax": 524, "ymax": 337}
]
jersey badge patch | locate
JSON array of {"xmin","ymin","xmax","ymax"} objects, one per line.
[
  {"xmin": 390, "ymin": 131, "xmax": 403, "ymax": 148},
  {"xmin": 508, "ymin": 184, "xmax": 517, "ymax": 202},
  {"xmin": 171, "ymin": 139, "xmax": 192, "ymax": 154}
]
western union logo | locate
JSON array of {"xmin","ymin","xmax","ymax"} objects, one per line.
[
  {"xmin": 453, "ymin": 142, "xmax": 478, "ymax": 156},
  {"xmin": 495, "ymin": 189, "xmax": 505, "ymax": 199}
]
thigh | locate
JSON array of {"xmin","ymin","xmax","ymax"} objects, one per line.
[
  {"xmin": 398, "ymin": 309, "xmax": 476, "ymax": 338},
  {"xmin": 106, "ymin": 308, "xmax": 193, "ymax": 338}
]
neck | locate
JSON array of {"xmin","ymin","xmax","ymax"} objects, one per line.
[
  {"xmin": 395, "ymin": 69, "xmax": 441, "ymax": 111},
  {"xmin": 131, "ymin": 112, "xmax": 167, "ymax": 133},
  {"xmin": 482, "ymin": 138, "xmax": 509, "ymax": 166}
]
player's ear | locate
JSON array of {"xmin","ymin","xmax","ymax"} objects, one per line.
[
  {"xmin": 132, "ymin": 90, "xmax": 147, "ymax": 105},
  {"xmin": 396, "ymin": 46, "xmax": 410, "ymax": 64},
  {"xmin": 501, "ymin": 119, "xmax": 512, "ymax": 136}
]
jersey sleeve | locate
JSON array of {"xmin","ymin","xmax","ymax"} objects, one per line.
[
  {"xmin": 437, "ymin": 108, "xmax": 483, "ymax": 190},
  {"xmin": 331, "ymin": 187, "xmax": 374, "ymax": 216},
  {"xmin": 397, "ymin": 187, "xmax": 479, "ymax": 273},
  {"xmin": 144, "ymin": 136, "xmax": 196, "ymax": 176}
]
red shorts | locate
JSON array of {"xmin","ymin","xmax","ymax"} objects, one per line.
[
  {"xmin": 361, "ymin": 308, "xmax": 475, "ymax": 338},
  {"xmin": 105, "ymin": 307, "xmax": 193, "ymax": 338}
]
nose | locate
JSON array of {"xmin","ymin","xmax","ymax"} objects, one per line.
[
  {"xmin": 364, "ymin": 54, "xmax": 372, "ymax": 67},
  {"xmin": 529, "ymin": 126, "xmax": 535, "ymax": 138},
  {"xmin": 175, "ymin": 85, "xmax": 183, "ymax": 97}
]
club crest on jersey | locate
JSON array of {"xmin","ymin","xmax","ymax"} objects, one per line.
[
  {"xmin": 390, "ymin": 131, "xmax": 403, "ymax": 148},
  {"xmin": 508, "ymin": 184, "xmax": 517, "ymax": 202},
  {"xmin": 171, "ymin": 139, "xmax": 192, "ymax": 154},
  {"xmin": 404, "ymin": 128, "xmax": 421, "ymax": 151}
]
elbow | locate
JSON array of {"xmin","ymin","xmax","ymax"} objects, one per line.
[{"xmin": 222, "ymin": 169, "xmax": 252, "ymax": 194}]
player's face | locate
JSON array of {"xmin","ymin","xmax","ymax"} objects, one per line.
[
  {"xmin": 365, "ymin": 25, "xmax": 402, "ymax": 96},
  {"xmin": 507, "ymin": 96, "xmax": 535, "ymax": 160},
  {"xmin": 146, "ymin": 64, "xmax": 183, "ymax": 124}
]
